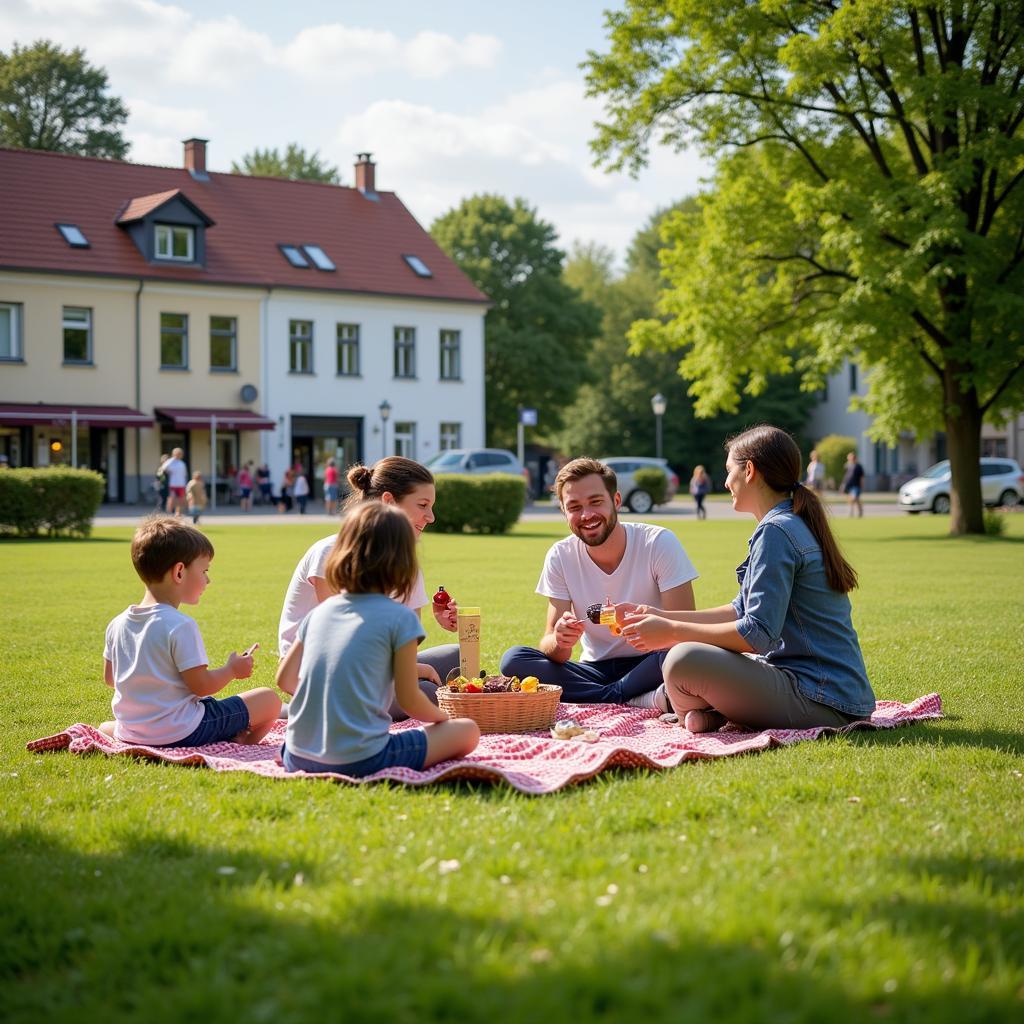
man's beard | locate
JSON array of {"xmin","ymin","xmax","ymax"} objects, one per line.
[{"xmin": 572, "ymin": 508, "xmax": 617, "ymax": 547}]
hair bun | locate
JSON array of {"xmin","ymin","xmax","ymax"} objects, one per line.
[{"xmin": 347, "ymin": 464, "xmax": 373, "ymax": 492}]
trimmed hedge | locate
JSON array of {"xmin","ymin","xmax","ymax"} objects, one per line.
[
  {"xmin": 432, "ymin": 473, "xmax": 525, "ymax": 534},
  {"xmin": 0, "ymin": 467, "xmax": 106, "ymax": 537},
  {"xmin": 632, "ymin": 467, "xmax": 669, "ymax": 506}
]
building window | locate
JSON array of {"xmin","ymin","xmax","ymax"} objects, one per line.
[
  {"xmin": 0, "ymin": 302, "xmax": 23, "ymax": 361},
  {"xmin": 210, "ymin": 316, "xmax": 237, "ymax": 371},
  {"xmin": 62, "ymin": 307, "xmax": 92, "ymax": 363},
  {"xmin": 160, "ymin": 312, "xmax": 189, "ymax": 369},
  {"xmin": 403, "ymin": 254, "xmax": 432, "ymax": 278},
  {"xmin": 337, "ymin": 323, "xmax": 360, "ymax": 376},
  {"xmin": 439, "ymin": 329, "xmax": 461, "ymax": 380},
  {"xmin": 393, "ymin": 421, "xmax": 416, "ymax": 458},
  {"xmin": 279, "ymin": 245, "xmax": 310, "ymax": 268},
  {"xmin": 56, "ymin": 223, "xmax": 89, "ymax": 248},
  {"xmin": 440, "ymin": 422, "xmax": 461, "ymax": 450},
  {"xmin": 394, "ymin": 326, "xmax": 416, "ymax": 378},
  {"xmin": 303, "ymin": 245, "xmax": 336, "ymax": 271},
  {"xmin": 849, "ymin": 362, "xmax": 858, "ymax": 393},
  {"xmin": 290, "ymin": 320, "xmax": 313, "ymax": 374},
  {"xmin": 155, "ymin": 224, "xmax": 195, "ymax": 261}
]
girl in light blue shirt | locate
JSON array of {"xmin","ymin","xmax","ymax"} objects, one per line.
[
  {"xmin": 621, "ymin": 425, "xmax": 875, "ymax": 732},
  {"xmin": 276, "ymin": 503, "xmax": 479, "ymax": 776}
]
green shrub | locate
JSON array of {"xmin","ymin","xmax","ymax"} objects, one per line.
[
  {"xmin": 983, "ymin": 509, "xmax": 1007, "ymax": 537},
  {"xmin": 432, "ymin": 473, "xmax": 525, "ymax": 534},
  {"xmin": 815, "ymin": 434, "xmax": 858, "ymax": 490},
  {"xmin": 0, "ymin": 467, "xmax": 105, "ymax": 537},
  {"xmin": 632, "ymin": 467, "xmax": 668, "ymax": 506}
]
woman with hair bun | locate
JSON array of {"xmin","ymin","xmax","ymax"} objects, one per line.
[
  {"xmin": 619, "ymin": 425, "xmax": 875, "ymax": 732},
  {"xmin": 277, "ymin": 457, "xmax": 460, "ymax": 717}
]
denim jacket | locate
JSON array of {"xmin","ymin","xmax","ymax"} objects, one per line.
[{"xmin": 731, "ymin": 501, "xmax": 875, "ymax": 717}]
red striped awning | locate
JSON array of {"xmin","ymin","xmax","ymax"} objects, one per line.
[
  {"xmin": 155, "ymin": 407, "xmax": 277, "ymax": 431},
  {"xmin": 0, "ymin": 403, "xmax": 153, "ymax": 428}
]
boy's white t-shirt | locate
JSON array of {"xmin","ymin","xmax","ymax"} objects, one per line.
[
  {"xmin": 293, "ymin": 474, "xmax": 310, "ymax": 498},
  {"xmin": 160, "ymin": 457, "xmax": 188, "ymax": 489},
  {"xmin": 103, "ymin": 603, "xmax": 208, "ymax": 744},
  {"xmin": 536, "ymin": 522, "xmax": 699, "ymax": 662},
  {"xmin": 277, "ymin": 534, "xmax": 429, "ymax": 657}
]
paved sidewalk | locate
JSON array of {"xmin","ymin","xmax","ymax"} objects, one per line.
[{"xmin": 94, "ymin": 493, "xmax": 909, "ymax": 526}]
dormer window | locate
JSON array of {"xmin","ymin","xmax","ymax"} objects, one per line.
[
  {"xmin": 56, "ymin": 223, "xmax": 90, "ymax": 248},
  {"xmin": 155, "ymin": 224, "xmax": 195, "ymax": 262}
]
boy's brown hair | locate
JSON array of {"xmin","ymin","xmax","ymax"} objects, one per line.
[
  {"xmin": 324, "ymin": 502, "xmax": 418, "ymax": 601},
  {"xmin": 131, "ymin": 515, "xmax": 214, "ymax": 584},
  {"xmin": 554, "ymin": 457, "xmax": 618, "ymax": 505}
]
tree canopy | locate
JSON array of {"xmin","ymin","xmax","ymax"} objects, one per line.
[
  {"xmin": 585, "ymin": 0, "xmax": 1024, "ymax": 533},
  {"xmin": 431, "ymin": 195, "xmax": 601, "ymax": 448},
  {"xmin": 231, "ymin": 144, "xmax": 340, "ymax": 184},
  {"xmin": 0, "ymin": 40, "xmax": 129, "ymax": 158},
  {"xmin": 556, "ymin": 217, "xmax": 816, "ymax": 478}
]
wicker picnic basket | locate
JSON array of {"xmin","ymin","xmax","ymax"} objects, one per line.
[{"xmin": 436, "ymin": 684, "xmax": 563, "ymax": 734}]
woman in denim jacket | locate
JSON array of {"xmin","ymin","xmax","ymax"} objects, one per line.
[{"xmin": 620, "ymin": 425, "xmax": 875, "ymax": 732}]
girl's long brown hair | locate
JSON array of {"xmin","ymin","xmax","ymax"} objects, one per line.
[
  {"xmin": 324, "ymin": 502, "xmax": 418, "ymax": 602},
  {"xmin": 727, "ymin": 425, "xmax": 858, "ymax": 593}
]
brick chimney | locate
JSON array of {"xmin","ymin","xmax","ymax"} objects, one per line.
[
  {"xmin": 354, "ymin": 152, "xmax": 376, "ymax": 195},
  {"xmin": 183, "ymin": 138, "xmax": 209, "ymax": 180}
]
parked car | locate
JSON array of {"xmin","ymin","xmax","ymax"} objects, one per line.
[
  {"xmin": 600, "ymin": 456, "xmax": 680, "ymax": 513},
  {"xmin": 425, "ymin": 448, "xmax": 531, "ymax": 486},
  {"xmin": 898, "ymin": 458, "xmax": 1024, "ymax": 514}
]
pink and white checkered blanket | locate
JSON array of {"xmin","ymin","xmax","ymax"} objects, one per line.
[{"xmin": 27, "ymin": 694, "xmax": 941, "ymax": 795}]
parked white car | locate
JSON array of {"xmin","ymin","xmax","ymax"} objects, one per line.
[
  {"xmin": 600, "ymin": 456, "xmax": 680, "ymax": 513},
  {"xmin": 898, "ymin": 458, "xmax": 1023, "ymax": 514}
]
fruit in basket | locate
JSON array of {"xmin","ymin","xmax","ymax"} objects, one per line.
[
  {"xmin": 521, "ymin": 676, "xmax": 539, "ymax": 692},
  {"xmin": 464, "ymin": 679, "xmax": 484, "ymax": 693}
]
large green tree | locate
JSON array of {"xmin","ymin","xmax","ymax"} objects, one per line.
[
  {"xmin": 586, "ymin": 0, "xmax": 1024, "ymax": 534},
  {"xmin": 0, "ymin": 40, "xmax": 128, "ymax": 158},
  {"xmin": 557, "ymin": 220, "xmax": 815, "ymax": 478},
  {"xmin": 232, "ymin": 144, "xmax": 340, "ymax": 184},
  {"xmin": 431, "ymin": 195, "xmax": 601, "ymax": 448}
]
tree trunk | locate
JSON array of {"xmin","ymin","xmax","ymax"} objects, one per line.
[{"xmin": 942, "ymin": 368, "xmax": 984, "ymax": 536}]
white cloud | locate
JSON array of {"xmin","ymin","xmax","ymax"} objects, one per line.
[
  {"xmin": 0, "ymin": 2, "xmax": 499, "ymax": 88},
  {"xmin": 127, "ymin": 96, "xmax": 210, "ymax": 135}
]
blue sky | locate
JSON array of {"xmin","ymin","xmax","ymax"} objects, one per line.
[{"xmin": 1, "ymin": 0, "xmax": 710, "ymax": 260}]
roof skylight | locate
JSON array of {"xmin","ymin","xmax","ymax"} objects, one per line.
[
  {"xmin": 302, "ymin": 245, "xmax": 336, "ymax": 271},
  {"xmin": 56, "ymin": 223, "xmax": 90, "ymax": 248},
  {"xmin": 279, "ymin": 244, "xmax": 310, "ymax": 268},
  {"xmin": 403, "ymin": 254, "xmax": 432, "ymax": 278}
]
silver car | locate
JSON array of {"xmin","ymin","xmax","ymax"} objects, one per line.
[
  {"xmin": 898, "ymin": 458, "xmax": 1023, "ymax": 514},
  {"xmin": 425, "ymin": 447, "xmax": 530, "ymax": 485},
  {"xmin": 600, "ymin": 456, "xmax": 680, "ymax": 513}
]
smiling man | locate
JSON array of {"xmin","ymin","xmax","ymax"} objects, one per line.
[{"xmin": 499, "ymin": 457, "xmax": 698, "ymax": 707}]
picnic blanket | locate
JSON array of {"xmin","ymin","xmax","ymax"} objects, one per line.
[{"xmin": 26, "ymin": 694, "xmax": 941, "ymax": 795}]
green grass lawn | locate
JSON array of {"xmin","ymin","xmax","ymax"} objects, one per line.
[{"xmin": 2, "ymin": 516, "xmax": 1022, "ymax": 1023}]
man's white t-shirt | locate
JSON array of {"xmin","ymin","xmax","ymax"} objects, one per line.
[
  {"xmin": 536, "ymin": 522, "xmax": 698, "ymax": 662},
  {"xmin": 160, "ymin": 456, "xmax": 188, "ymax": 489},
  {"xmin": 103, "ymin": 603, "xmax": 208, "ymax": 744},
  {"xmin": 277, "ymin": 534, "xmax": 429, "ymax": 657}
]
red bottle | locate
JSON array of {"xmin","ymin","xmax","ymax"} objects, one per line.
[{"xmin": 432, "ymin": 586, "xmax": 452, "ymax": 608}]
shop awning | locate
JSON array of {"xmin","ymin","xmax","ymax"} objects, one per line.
[
  {"xmin": 0, "ymin": 403, "xmax": 154, "ymax": 428},
  {"xmin": 155, "ymin": 407, "xmax": 277, "ymax": 431}
]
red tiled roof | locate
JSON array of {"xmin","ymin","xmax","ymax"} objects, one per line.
[
  {"xmin": 116, "ymin": 189, "xmax": 186, "ymax": 224},
  {"xmin": 0, "ymin": 403, "xmax": 153, "ymax": 427},
  {"xmin": 155, "ymin": 407, "xmax": 276, "ymax": 431},
  {"xmin": 0, "ymin": 147, "xmax": 488, "ymax": 304}
]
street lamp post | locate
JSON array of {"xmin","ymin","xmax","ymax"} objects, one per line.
[
  {"xmin": 651, "ymin": 392, "xmax": 667, "ymax": 459},
  {"xmin": 378, "ymin": 400, "xmax": 391, "ymax": 460}
]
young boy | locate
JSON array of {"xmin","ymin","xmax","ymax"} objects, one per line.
[{"xmin": 100, "ymin": 516, "xmax": 280, "ymax": 746}]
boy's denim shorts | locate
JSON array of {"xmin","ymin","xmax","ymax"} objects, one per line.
[
  {"xmin": 160, "ymin": 695, "xmax": 250, "ymax": 747},
  {"xmin": 282, "ymin": 728, "xmax": 428, "ymax": 777}
]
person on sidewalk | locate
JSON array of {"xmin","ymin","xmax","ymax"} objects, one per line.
[
  {"xmin": 159, "ymin": 448, "xmax": 188, "ymax": 517},
  {"xmin": 185, "ymin": 471, "xmax": 208, "ymax": 525},
  {"xmin": 499, "ymin": 457, "xmax": 698, "ymax": 707},
  {"xmin": 840, "ymin": 451, "xmax": 865, "ymax": 517}
]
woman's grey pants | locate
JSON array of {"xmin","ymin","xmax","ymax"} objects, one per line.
[{"xmin": 663, "ymin": 642, "xmax": 858, "ymax": 729}]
